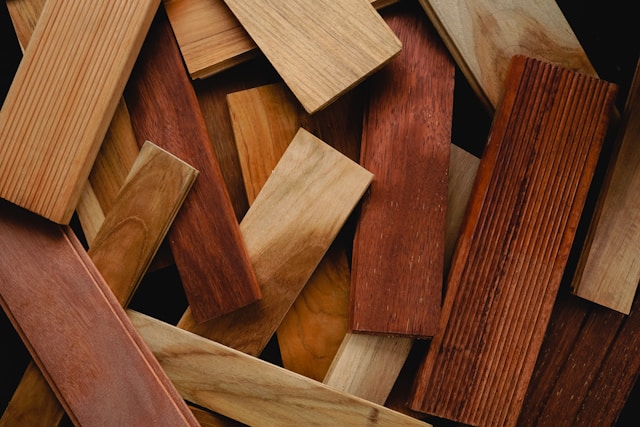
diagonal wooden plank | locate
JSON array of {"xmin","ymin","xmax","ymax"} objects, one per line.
[{"xmin": 408, "ymin": 55, "xmax": 617, "ymax": 427}]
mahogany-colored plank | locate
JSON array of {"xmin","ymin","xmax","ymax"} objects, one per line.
[
  {"xmin": 349, "ymin": 1, "xmax": 454, "ymax": 338},
  {"xmin": 408, "ymin": 56, "xmax": 617, "ymax": 426},
  {"xmin": 124, "ymin": 5, "xmax": 260, "ymax": 322}
]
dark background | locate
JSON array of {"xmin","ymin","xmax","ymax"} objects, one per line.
[{"xmin": 1, "ymin": 1, "xmax": 639, "ymax": 425}]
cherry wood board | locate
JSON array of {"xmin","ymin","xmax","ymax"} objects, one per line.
[
  {"xmin": 0, "ymin": 202, "xmax": 198, "ymax": 426},
  {"xmin": 124, "ymin": 6, "xmax": 260, "ymax": 323},
  {"xmin": 0, "ymin": 0, "xmax": 159, "ymax": 224},
  {"xmin": 177, "ymin": 128, "xmax": 373, "ymax": 357},
  {"xmin": 408, "ymin": 56, "xmax": 617, "ymax": 426},
  {"xmin": 130, "ymin": 310, "xmax": 430, "ymax": 427},
  {"xmin": 349, "ymin": 1, "xmax": 454, "ymax": 338},
  {"xmin": 221, "ymin": 0, "xmax": 401, "ymax": 113}
]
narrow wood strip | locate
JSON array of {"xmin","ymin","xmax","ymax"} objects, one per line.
[
  {"xmin": 130, "ymin": 310, "xmax": 430, "ymax": 427},
  {"xmin": 125, "ymin": 6, "xmax": 260, "ymax": 322},
  {"xmin": 164, "ymin": 0, "xmax": 399, "ymax": 79},
  {"xmin": 6, "ymin": 0, "xmax": 46, "ymax": 50},
  {"xmin": 408, "ymin": 56, "xmax": 617, "ymax": 427},
  {"xmin": 221, "ymin": 0, "xmax": 401, "ymax": 113},
  {"xmin": 178, "ymin": 128, "xmax": 373, "ymax": 357},
  {"xmin": 0, "ymin": 0, "xmax": 159, "ymax": 224},
  {"xmin": 0, "ymin": 203, "xmax": 198, "ymax": 426}
]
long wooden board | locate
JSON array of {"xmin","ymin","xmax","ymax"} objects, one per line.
[
  {"xmin": 408, "ymin": 56, "xmax": 617, "ymax": 427},
  {"xmin": 221, "ymin": 0, "xmax": 401, "ymax": 113},
  {"xmin": 125, "ymin": 6, "xmax": 260, "ymax": 323},
  {"xmin": 0, "ymin": 0, "xmax": 159, "ymax": 224}
]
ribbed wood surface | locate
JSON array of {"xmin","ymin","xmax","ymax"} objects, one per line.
[{"xmin": 409, "ymin": 56, "xmax": 617, "ymax": 427}]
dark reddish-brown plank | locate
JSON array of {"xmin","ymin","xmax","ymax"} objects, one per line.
[
  {"xmin": 408, "ymin": 55, "xmax": 617, "ymax": 426},
  {"xmin": 0, "ymin": 201, "xmax": 198, "ymax": 426},
  {"xmin": 349, "ymin": 1, "xmax": 454, "ymax": 338},
  {"xmin": 124, "ymin": 5, "xmax": 260, "ymax": 322}
]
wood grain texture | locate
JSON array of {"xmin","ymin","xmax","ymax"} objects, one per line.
[
  {"xmin": 571, "ymin": 59, "xmax": 640, "ymax": 313},
  {"xmin": 6, "ymin": 0, "xmax": 46, "ymax": 50},
  {"xmin": 222, "ymin": 0, "xmax": 401, "ymax": 113},
  {"xmin": 178, "ymin": 128, "xmax": 373, "ymax": 357},
  {"xmin": 0, "ymin": 203, "xmax": 198, "ymax": 426},
  {"xmin": 408, "ymin": 56, "xmax": 617, "ymax": 427},
  {"xmin": 125, "ymin": 6, "xmax": 260, "ymax": 322},
  {"xmin": 418, "ymin": 0, "xmax": 597, "ymax": 112},
  {"xmin": 130, "ymin": 310, "xmax": 430, "ymax": 427},
  {"xmin": 350, "ymin": 2, "xmax": 454, "ymax": 338},
  {"xmin": 0, "ymin": 0, "xmax": 159, "ymax": 224}
]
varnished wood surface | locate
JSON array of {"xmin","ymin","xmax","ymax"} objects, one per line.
[{"xmin": 409, "ymin": 56, "xmax": 617, "ymax": 426}]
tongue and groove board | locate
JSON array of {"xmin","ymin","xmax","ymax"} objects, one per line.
[
  {"xmin": 124, "ymin": 6, "xmax": 260, "ymax": 323},
  {"xmin": 408, "ymin": 56, "xmax": 617, "ymax": 427},
  {"xmin": 221, "ymin": 0, "xmax": 401, "ymax": 113},
  {"xmin": 0, "ymin": 0, "xmax": 159, "ymax": 224},
  {"xmin": 349, "ymin": 1, "xmax": 454, "ymax": 338}
]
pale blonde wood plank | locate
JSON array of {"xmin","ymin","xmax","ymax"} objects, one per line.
[
  {"xmin": 221, "ymin": 0, "xmax": 400, "ymax": 113},
  {"xmin": 130, "ymin": 310, "xmax": 430, "ymax": 427},
  {"xmin": 0, "ymin": 0, "xmax": 160, "ymax": 223},
  {"xmin": 76, "ymin": 181, "xmax": 106, "ymax": 245}
]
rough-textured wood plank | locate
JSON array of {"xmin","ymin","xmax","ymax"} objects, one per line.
[
  {"xmin": 0, "ymin": 203, "xmax": 198, "ymax": 426},
  {"xmin": 125, "ymin": 6, "xmax": 260, "ymax": 323},
  {"xmin": 350, "ymin": 2, "xmax": 454, "ymax": 338},
  {"xmin": 408, "ymin": 56, "xmax": 617, "ymax": 427},
  {"xmin": 178, "ymin": 128, "xmax": 373, "ymax": 357},
  {"xmin": 221, "ymin": 0, "xmax": 401, "ymax": 113},
  {"xmin": 130, "ymin": 310, "xmax": 430, "ymax": 427},
  {"xmin": 0, "ymin": 0, "xmax": 159, "ymax": 224}
]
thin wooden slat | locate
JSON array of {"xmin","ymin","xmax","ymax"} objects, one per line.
[
  {"xmin": 125, "ymin": 6, "xmax": 260, "ymax": 323},
  {"xmin": 0, "ymin": 0, "xmax": 159, "ymax": 224},
  {"xmin": 349, "ymin": 1, "xmax": 454, "ymax": 338},
  {"xmin": 130, "ymin": 310, "xmax": 430, "ymax": 427},
  {"xmin": 408, "ymin": 56, "xmax": 617, "ymax": 427},
  {"xmin": 6, "ymin": 0, "xmax": 46, "ymax": 50},
  {"xmin": 221, "ymin": 0, "xmax": 401, "ymax": 113},
  {"xmin": 178, "ymin": 128, "xmax": 373, "ymax": 357}
]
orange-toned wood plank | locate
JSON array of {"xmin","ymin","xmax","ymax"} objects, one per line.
[
  {"xmin": 125, "ymin": 6, "xmax": 260, "ymax": 322},
  {"xmin": 0, "ymin": 0, "xmax": 159, "ymax": 224},
  {"xmin": 409, "ymin": 56, "xmax": 617, "ymax": 426}
]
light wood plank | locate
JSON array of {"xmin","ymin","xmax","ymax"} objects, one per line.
[
  {"xmin": 221, "ymin": 0, "xmax": 401, "ymax": 113},
  {"xmin": 5, "ymin": 0, "xmax": 46, "ymax": 50},
  {"xmin": 0, "ymin": 0, "xmax": 160, "ymax": 223},
  {"xmin": 130, "ymin": 310, "xmax": 429, "ymax": 427}
]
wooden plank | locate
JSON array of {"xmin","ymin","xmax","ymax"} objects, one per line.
[
  {"xmin": 571, "ymin": 59, "xmax": 640, "ymax": 313},
  {"xmin": 0, "ymin": 203, "xmax": 198, "ymax": 426},
  {"xmin": 130, "ymin": 310, "xmax": 430, "ymax": 427},
  {"xmin": 0, "ymin": 0, "xmax": 159, "ymax": 224},
  {"xmin": 408, "ymin": 56, "xmax": 617, "ymax": 426},
  {"xmin": 349, "ymin": 1, "xmax": 454, "ymax": 337},
  {"xmin": 125, "ymin": 6, "xmax": 260, "ymax": 323},
  {"xmin": 6, "ymin": 0, "xmax": 46, "ymax": 50},
  {"xmin": 177, "ymin": 128, "xmax": 373, "ymax": 357},
  {"xmin": 221, "ymin": 0, "xmax": 401, "ymax": 113}
]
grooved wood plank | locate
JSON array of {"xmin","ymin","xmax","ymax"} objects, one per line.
[
  {"xmin": 164, "ymin": 0, "xmax": 399, "ymax": 79},
  {"xmin": 6, "ymin": 0, "xmax": 46, "ymax": 50},
  {"xmin": 125, "ymin": 6, "xmax": 260, "ymax": 323},
  {"xmin": 408, "ymin": 56, "xmax": 617, "ymax": 427},
  {"xmin": 130, "ymin": 310, "xmax": 430, "ymax": 427},
  {"xmin": 221, "ymin": 0, "xmax": 401, "ymax": 113},
  {"xmin": 350, "ymin": 2, "xmax": 454, "ymax": 338},
  {"xmin": 571, "ymin": 59, "xmax": 640, "ymax": 313},
  {"xmin": 0, "ymin": 0, "xmax": 160, "ymax": 224},
  {"xmin": 0, "ymin": 203, "xmax": 198, "ymax": 426},
  {"xmin": 177, "ymin": 128, "xmax": 373, "ymax": 357}
]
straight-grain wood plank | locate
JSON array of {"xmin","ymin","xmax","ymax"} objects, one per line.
[
  {"xmin": 350, "ymin": 2, "xmax": 454, "ymax": 337},
  {"xmin": 130, "ymin": 310, "xmax": 430, "ymax": 427},
  {"xmin": 6, "ymin": 0, "xmax": 46, "ymax": 50},
  {"xmin": 408, "ymin": 56, "xmax": 617, "ymax": 427},
  {"xmin": 125, "ymin": 6, "xmax": 260, "ymax": 322},
  {"xmin": 178, "ymin": 128, "xmax": 373, "ymax": 357},
  {"xmin": 221, "ymin": 0, "xmax": 401, "ymax": 113},
  {"xmin": 0, "ymin": 203, "xmax": 198, "ymax": 426},
  {"xmin": 0, "ymin": 0, "xmax": 159, "ymax": 224}
]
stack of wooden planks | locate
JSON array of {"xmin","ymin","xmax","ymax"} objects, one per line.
[{"xmin": 1, "ymin": 0, "xmax": 639, "ymax": 426}]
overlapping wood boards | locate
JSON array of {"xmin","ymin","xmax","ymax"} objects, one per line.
[
  {"xmin": 0, "ymin": 0, "xmax": 159, "ymax": 224},
  {"xmin": 408, "ymin": 56, "xmax": 617, "ymax": 426}
]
